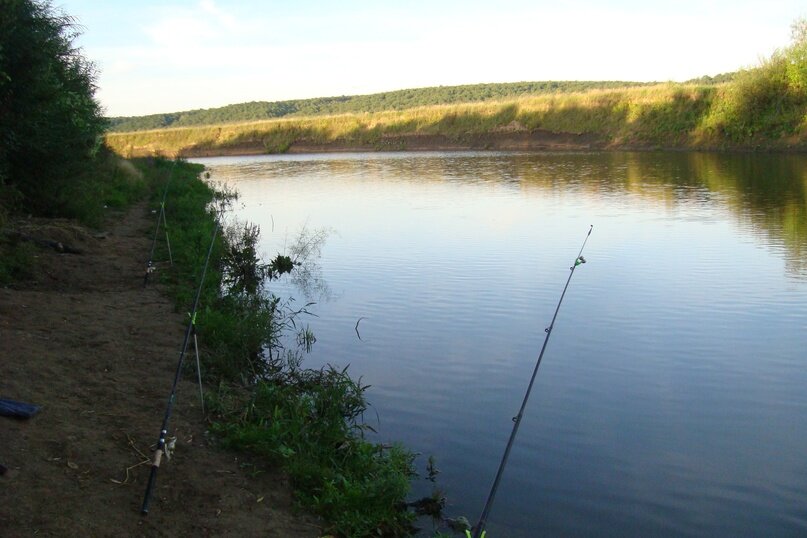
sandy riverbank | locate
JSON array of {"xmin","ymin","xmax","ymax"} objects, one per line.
[{"xmin": 0, "ymin": 203, "xmax": 321, "ymax": 537}]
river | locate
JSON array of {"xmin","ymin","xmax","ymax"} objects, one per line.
[{"xmin": 193, "ymin": 151, "xmax": 807, "ymax": 537}]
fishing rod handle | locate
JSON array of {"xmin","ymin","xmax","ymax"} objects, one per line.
[{"xmin": 141, "ymin": 449, "xmax": 163, "ymax": 514}]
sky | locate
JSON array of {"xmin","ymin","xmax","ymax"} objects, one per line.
[{"xmin": 59, "ymin": 0, "xmax": 806, "ymax": 117}]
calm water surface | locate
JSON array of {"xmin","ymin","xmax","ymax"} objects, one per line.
[{"xmin": 194, "ymin": 151, "xmax": 807, "ymax": 537}]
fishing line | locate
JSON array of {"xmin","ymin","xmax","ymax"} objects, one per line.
[
  {"xmin": 143, "ymin": 160, "xmax": 177, "ymax": 287},
  {"xmin": 471, "ymin": 225, "xmax": 593, "ymax": 538},
  {"xmin": 141, "ymin": 217, "xmax": 220, "ymax": 515}
]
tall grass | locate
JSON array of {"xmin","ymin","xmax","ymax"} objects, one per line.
[
  {"xmin": 106, "ymin": 81, "xmax": 806, "ymax": 157},
  {"xmin": 699, "ymin": 56, "xmax": 807, "ymax": 144},
  {"xmin": 210, "ymin": 368, "xmax": 416, "ymax": 536}
]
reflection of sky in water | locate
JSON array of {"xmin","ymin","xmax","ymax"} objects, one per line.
[{"xmin": 195, "ymin": 152, "xmax": 807, "ymax": 537}]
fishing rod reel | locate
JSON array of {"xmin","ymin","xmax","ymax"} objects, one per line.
[{"xmin": 163, "ymin": 436, "xmax": 177, "ymax": 461}]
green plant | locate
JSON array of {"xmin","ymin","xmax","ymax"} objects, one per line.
[
  {"xmin": 0, "ymin": 239, "xmax": 35, "ymax": 284},
  {"xmin": 785, "ymin": 17, "xmax": 807, "ymax": 92},
  {"xmin": 138, "ymin": 159, "xmax": 418, "ymax": 535},
  {"xmin": 0, "ymin": 0, "xmax": 107, "ymax": 217},
  {"xmin": 697, "ymin": 17, "xmax": 807, "ymax": 144},
  {"xmin": 211, "ymin": 367, "xmax": 417, "ymax": 537}
]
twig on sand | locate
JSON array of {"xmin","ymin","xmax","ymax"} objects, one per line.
[{"xmin": 110, "ymin": 432, "xmax": 150, "ymax": 485}]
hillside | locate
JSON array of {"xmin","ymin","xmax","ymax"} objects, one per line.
[
  {"xmin": 107, "ymin": 81, "xmax": 661, "ymax": 132},
  {"xmin": 105, "ymin": 78, "xmax": 807, "ymax": 158}
]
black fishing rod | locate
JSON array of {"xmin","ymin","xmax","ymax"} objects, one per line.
[
  {"xmin": 141, "ymin": 218, "xmax": 219, "ymax": 515},
  {"xmin": 143, "ymin": 160, "xmax": 177, "ymax": 287},
  {"xmin": 471, "ymin": 225, "xmax": 593, "ymax": 538}
]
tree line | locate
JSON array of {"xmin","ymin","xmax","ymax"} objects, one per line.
[{"xmin": 107, "ymin": 80, "xmax": 666, "ymax": 132}]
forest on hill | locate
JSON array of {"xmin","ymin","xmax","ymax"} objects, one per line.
[
  {"xmin": 108, "ymin": 75, "xmax": 737, "ymax": 133},
  {"xmin": 105, "ymin": 80, "xmax": 686, "ymax": 132}
]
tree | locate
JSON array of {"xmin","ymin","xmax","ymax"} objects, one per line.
[
  {"xmin": 0, "ymin": 0, "xmax": 106, "ymax": 215},
  {"xmin": 785, "ymin": 17, "xmax": 807, "ymax": 92}
]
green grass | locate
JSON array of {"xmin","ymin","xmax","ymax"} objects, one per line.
[
  {"xmin": 138, "ymin": 158, "xmax": 418, "ymax": 536},
  {"xmin": 0, "ymin": 239, "xmax": 35, "ymax": 285},
  {"xmin": 58, "ymin": 148, "xmax": 149, "ymax": 227},
  {"xmin": 210, "ymin": 369, "xmax": 416, "ymax": 537}
]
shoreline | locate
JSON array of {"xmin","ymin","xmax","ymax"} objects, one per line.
[
  {"xmin": 117, "ymin": 130, "xmax": 604, "ymax": 159},
  {"xmin": 110, "ymin": 129, "xmax": 807, "ymax": 159},
  {"xmin": 0, "ymin": 199, "xmax": 320, "ymax": 537}
]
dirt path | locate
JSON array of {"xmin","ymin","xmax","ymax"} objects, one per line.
[{"xmin": 0, "ymin": 203, "xmax": 321, "ymax": 537}]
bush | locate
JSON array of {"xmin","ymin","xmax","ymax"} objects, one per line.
[
  {"xmin": 700, "ymin": 17, "xmax": 807, "ymax": 143},
  {"xmin": 785, "ymin": 18, "xmax": 807, "ymax": 92},
  {"xmin": 0, "ymin": 0, "xmax": 106, "ymax": 217},
  {"xmin": 0, "ymin": 239, "xmax": 35, "ymax": 285}
]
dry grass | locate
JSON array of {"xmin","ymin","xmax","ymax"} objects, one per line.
[{"xmin": 105, "ymin": 83, "xmax": 806, "ymax": 157}]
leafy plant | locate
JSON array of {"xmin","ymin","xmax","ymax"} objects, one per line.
[
  {"xmin": 0, "ymin": 0, "xmax": 107, "ymax": 217},
  {"xmin": 785, "ymin": 17, "xmax": 807, "ymax": 92},
  {"xmin": 211, "ymin": 367, "xmax": 417, "ymax": 537}
]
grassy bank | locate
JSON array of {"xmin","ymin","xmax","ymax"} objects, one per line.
[
  {"xmin": 106, "ymin": 80, "xmax": 662, "ymax": 132},
  {"xmin": 0, "ymin": 148, "xmax": 148, "ymax": 284},
  {"xmin": 138, "ymin": 158, "xmax": 417, "ymax": 536},
  {"xmin": 105, "ymin": 81, "xmax": 807, "ymax": 157}
]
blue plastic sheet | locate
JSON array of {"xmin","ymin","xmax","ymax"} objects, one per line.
[{"xmin": 0, "ymin": 398, "xmax": 41, "ymax": 418}]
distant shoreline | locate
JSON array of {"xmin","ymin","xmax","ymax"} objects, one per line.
[
  {"xmin": 112, "ymin": 129, "xmax": 807, "ymax": 159},
  {"xmin": 173, "ymin": 130, "xmax": 604, "ymax": 158}
]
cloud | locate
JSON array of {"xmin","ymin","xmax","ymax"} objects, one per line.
[
  {"xmin": 85, "ymin": 0, "xmax": 798, "ymax": 115},
  {"xmin": 199, "ymin": 0, "xmax": 240, "ymax": 32},
  {"xmin": 140, "ymin": 0, "xmax": 253, "ymax": 48}
]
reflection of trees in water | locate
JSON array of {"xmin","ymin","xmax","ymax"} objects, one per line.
[
  {"xmin": 691, "ymin": 153, "xmax": 807, "ymax": 276},
  {"xmin": 288, "ymin": 224, "xmax": 332, "ymax": 301},
  {"xmin": 213, "ymin": 152, "xmax": 807, "ymax": 277},
  {"xmin": 512, "ymin": 151, "xmax": 807, "ymax": 277}
]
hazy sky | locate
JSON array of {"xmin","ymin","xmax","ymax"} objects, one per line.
[{"xmin": 60, "ymin": 0, "xmax": 805, "ymax": 117}]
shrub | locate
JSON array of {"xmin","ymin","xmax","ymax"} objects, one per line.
[{"xmin": 0, "ymin": 0, "xmax": 106, "ymax": 217}]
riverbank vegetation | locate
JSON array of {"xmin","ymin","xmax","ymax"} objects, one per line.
[
  {"xmin": 142, "ymin": 158, "xmax": 418, "ymax": 536},
  {"xmin": 1, "ymin": 2, "xmax": 421, "ymax": 534},
  {"xmin": 1, "ymin": 0, "xmax": 147, "ymax": 281},
  {"xmin": 106, "ymin": 21, "xmax": 806, "ymax": 157}
]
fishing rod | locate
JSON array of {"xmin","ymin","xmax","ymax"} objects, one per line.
[
  {"xmin": 141, "ymin": 218, "xmax": 220, "ymax": 515},
  {"xmin": 471, "ymin": 225, "xmax": 593, "ymax": 538},
  {"xmin": 143, "ymin": 160, "xmax": 177, "ymax": 287}
]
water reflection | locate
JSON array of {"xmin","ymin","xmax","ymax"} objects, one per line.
[
  {"xmin": 196, "ymin": 151, "xmax": 807, "ymax": 537},
  {"xmin": 204, "ymin": 151, "xmax": 807, "ymax": 278}
]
